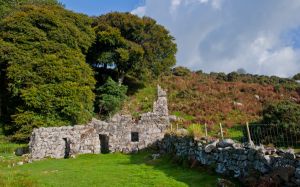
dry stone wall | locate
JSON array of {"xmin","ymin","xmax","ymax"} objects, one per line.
[
  {"xmin": 29, "ymin": 85, "xmax": 170, "ymax": 160},
  {"xmin": 160, "ymin": 135, "xmax": 300, "ymax": 186}
]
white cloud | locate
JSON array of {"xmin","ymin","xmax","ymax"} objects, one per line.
[
  {"xmin": 131, "ymin": 6, "xmax": 146, "ymax": 17},
  {"xmin": 132, "ymin": 0, "xmax": 300, "ymax": 77}
]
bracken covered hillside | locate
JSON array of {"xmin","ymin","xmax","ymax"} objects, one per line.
[{"xmin": 122, "ymin": 71, "xmax": 300, "ymax": 127}]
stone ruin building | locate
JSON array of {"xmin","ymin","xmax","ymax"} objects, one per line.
[{"xmin": 29, "ymin": 85, "xmax": 170, "ymax": 160}]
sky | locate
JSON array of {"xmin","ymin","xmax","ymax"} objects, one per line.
[{"xmin": 59, "ymin": 0, "xmax": 300, "ymax": 77}]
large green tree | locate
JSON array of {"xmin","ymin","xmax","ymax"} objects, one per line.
[
  {"xmin": 87, "ymin": 12, "xmax": 177, "ymax": 84},
  {"xmin": 0, "ymin": 4, "xmax": 96, "ymax": 142}
]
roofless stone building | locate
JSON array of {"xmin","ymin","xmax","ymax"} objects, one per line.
[{"xmin": 29, "ymin": 86, "xmax": 170, "ymax": 160}]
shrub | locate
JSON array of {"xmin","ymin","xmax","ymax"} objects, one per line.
[
  {"xmin": 227, "ymin": 72, "xmax": 239, "ymax": 82},
  {"xmin": 172, "ymin": 66, "xmax": 191, "ymax": 76},
  {"xmin": 187, "ymin": 124, "xmax": 204, "ymax": 139},
  {"xmin": 293, "ymin": 73, "xmax": 300, "ymax": 80},
  {"xmin": 262, "ymin": 101, "xmax": 300, "ymax": 126},
  {"xmin": 97, "ymin": 77, "xmax": 127, "ymax": 116}
]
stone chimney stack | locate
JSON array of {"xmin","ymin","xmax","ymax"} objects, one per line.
[{"xmin": 153, "ymin": 85, "xmax": 168, "ymax": 116}]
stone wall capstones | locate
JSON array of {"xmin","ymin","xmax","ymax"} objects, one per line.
[{"xmin": 29, "ymin": 85, "xmax": 170, "ymax": 160}]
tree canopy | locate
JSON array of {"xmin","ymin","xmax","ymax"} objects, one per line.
[
  {"xmin": 0, "ymin": 0, "xmax": 62, "ymax": 18},
  {"xmin": 0, "ymin": 4, "xmax": 96, "ymax": 141},
  {"xmin": 87, "ymin": 12, "xmax": 177, "ymax": 83}
]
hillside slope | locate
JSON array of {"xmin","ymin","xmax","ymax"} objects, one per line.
[{"xmin": 122, "ymin": 72, "xmax": 300, "ymax": 128}]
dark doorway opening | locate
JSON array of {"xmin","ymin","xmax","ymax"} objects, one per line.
[
  {"xmin": 131, "ymin": 132, "xmax": 139, "ymax": 142},
  {"xmin": 63, "ymin": 138, "xmax": 70, "ymax": 159},
  {"xmin": 99, "ymin": 134, "xmax": 109, "ymax": 154}
]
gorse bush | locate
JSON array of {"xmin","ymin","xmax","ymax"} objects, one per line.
[{"xmin": 262, "ymin": 101, "xmax": 300, "ymax": 126}]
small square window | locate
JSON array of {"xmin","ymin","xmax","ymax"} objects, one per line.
[{"xmin": 131, "ymin": 132, "xmax": 139, "ymax": 142}]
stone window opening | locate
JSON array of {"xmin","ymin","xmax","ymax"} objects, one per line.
[
  {"xmin": 63, "ymin": 138, "xmax": 70, "ymax": 159},
  {"xmin": 131, "ymin": 132, "xmax": 139, "ymax": 142}
]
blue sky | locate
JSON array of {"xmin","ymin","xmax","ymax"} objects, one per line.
[
  {"xmin": 59, "ymin": 0, "xmax": 300, "ymax": 77},
  {"xmin": 59, "ymin": 0, "xmax": 144, "ymax": 16}
]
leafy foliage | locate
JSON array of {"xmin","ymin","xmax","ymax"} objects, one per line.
[
  {"xmin": 87, "ymin": 12, "xmax": 177, "ymax": 83},
  {"xmin": 172, "ymin": 66, "xmax": 191, "ymax": 76},
  {"xmin": 0, "ymin": 4, "xmax": 96, "ymax": 142},
  {"xmin": 97, "ymin": 77, "xmax": 127, "ymax": 116},
  {"xmin": 262, "ymin": 101, "xmax": 300, "ymax": 126},
  {"xmin": 293, "ymin": 73, "xmax": 300, "ymax": 80},
  {"xmin": 0, "ymin": 0, "xmax": 62, "ymax": 18}
]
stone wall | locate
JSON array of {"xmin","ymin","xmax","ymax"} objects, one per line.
[
  {"xmin": 29, "ymin": 85, "xmax": 170, "ymax": 160},
  {"xmin": 160, "ymin": 134, "xmax": 300, "ymax": 186}
]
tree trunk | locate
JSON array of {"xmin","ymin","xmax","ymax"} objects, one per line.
[{"xmin": 118, "ymin": 75, "xmax": 124, "ymax": 85}]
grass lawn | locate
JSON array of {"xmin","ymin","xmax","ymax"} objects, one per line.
[{"xmin": 0, "ymin": 151, "xmax": 223, "ymax": 187}]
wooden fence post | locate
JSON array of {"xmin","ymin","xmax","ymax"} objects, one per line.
[
  {"xmin": 246, "ymin": 122, "xmax": 253, "ymax": 145},
  {"xmin": 219, "ymin": 123, "xmax": 224, "ymax": 140},
  {"xmin": 205, "ymin": 123, "xmax": 208, "ymax": 138}
]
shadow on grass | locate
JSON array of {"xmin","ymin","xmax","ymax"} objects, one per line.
[{"xmin": 127, "ymin": 149, "xmax": 239, "ymax": 187}]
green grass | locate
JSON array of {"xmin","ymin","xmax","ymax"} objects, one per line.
[
  {"xmin": 226, "ymin": 126, "xmax": 244, "ymax": 141},
  {"xmin": 0, "ymin": 129, "xmax": 27, "ymax": 167},
  {"xmin": 0, "ymin": 151, "xmax": 222, "ymax": 187},
  {"xmin": 123, "ymin": 85, "xmax": 156, "ymax": 117},
  {"xmin": 172, "ymin": 111, "xmax": 195, "ymax": 121}
]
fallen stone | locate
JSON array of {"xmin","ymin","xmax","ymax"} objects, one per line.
[
  {"xmin": 17, "ymin": 161, "xmax": 24, "ymax": 166},
  {"xmin": 152, "ymin": 153, "xmax": 160, "ymax": 160}
]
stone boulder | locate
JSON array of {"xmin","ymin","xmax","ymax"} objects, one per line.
[
  {"xmin": 168, "ymin": 115, "xmax": 178, "ymax": 122},
  {"xmin": 177, "ymin": 128, "xmax": 189, "ymax": 136},
  {"xmin": 15, "ymin": 147, "xmax": 29, "ymax": 156},
  {"xmin": 217, "ymin": 139, "xmax": 235, "ymax": 148},
  {"xmin": 205, "ymin": 140, "xmax": 219, "ymax": 153}
]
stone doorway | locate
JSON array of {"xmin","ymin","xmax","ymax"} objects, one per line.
[
  {"xmin": 99, "ymin": 134, "xmax": 109, "ymax": 154},
  {"xmin": 63, "ymin": 138, "xmax": 70, "ymax": 158}
]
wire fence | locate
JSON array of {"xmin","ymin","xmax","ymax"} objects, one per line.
[
  {"xmin": 243, "ymin": 124, "xmax": 300, "ymax": 148},
  {"xmin": 171, "ymin": 122, "xmax": 300, "ymax": 148}
]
